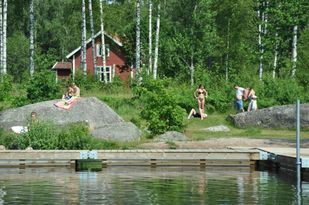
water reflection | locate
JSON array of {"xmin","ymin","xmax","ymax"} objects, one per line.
[{"xmin": 0, "ymin": 167, "xmax": 308, "ymax": 204}]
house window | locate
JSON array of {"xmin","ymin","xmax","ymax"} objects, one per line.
[
  {"xmin": 97, "ymin": 66, "xmax": 111, "ymax": 83},
  {"xmin": 96, "ymin": 44, "xmax": 110, "ymax": 57}
]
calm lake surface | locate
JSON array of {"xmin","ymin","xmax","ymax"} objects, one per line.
[{"xmin": 0, "ymin": 166, "xmax": 308, "ymax": 205}]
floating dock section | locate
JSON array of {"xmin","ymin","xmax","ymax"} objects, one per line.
[
  {"xmin": 0, "ymin": 149, "xmax": 260, "ymax": 168},
  {"xmin": 1, "ymin": 148, "xmax": 309, "ymax": 181}
]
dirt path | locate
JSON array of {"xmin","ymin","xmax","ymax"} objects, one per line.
[{"xmin": 138, "ymin": 138, "xmax": 307, "ymax": 149}]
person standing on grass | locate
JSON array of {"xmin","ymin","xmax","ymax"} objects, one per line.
[
  {"xmin": 247, "ymin": 87, "xmax": 258, "ymax": 112},
  {"xmin": 194, "ymin": 84, "xmax": 208, "ymax": 120},
  {"xmin": 234, "ymin": 84, "xmax": 245, "ymax": 113}
]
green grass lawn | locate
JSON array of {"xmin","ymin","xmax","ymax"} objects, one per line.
[
  {"xmin": 88, "ymin": 90, "xmax": 309, "ymax": 142},
  {"xmin": 184, "ymin": 113, "xmax": 309, "ymax": 141}
]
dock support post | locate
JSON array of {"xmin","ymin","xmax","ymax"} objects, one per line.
[
  {"xmin": 296, "ymin": 99, "xmax": 302, "ymax": 203},
  {"xmin": 150, "ymin": 159, "xmax": 156, "ymax": 167}
]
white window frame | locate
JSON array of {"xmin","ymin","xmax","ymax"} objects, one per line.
[
  {"xmin": 97, "ymin": 66, "xmax": 112, "ymax": 83},
  {"xmin": 96, "ymin": 44, "xmax": 110, "ymax": 57}
]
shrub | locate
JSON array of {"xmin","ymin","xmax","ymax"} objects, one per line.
[
  {"xmin": 0, "ymin": 74, "xmax": 13, "ymax": 101},
  {"xmin": 26, "ymin": 70, "xmax": 61, "ymax": 103},
  {"xmin": 134, "ymin": 77, "xmax": 186, "ymax": 135},
  {"xmin": 0, "ymin": 129, "xmax": 19, "ymax": 149},
  {"xmin": 19, "ymin": 121, "xmax": 60, "ymax": 149}
]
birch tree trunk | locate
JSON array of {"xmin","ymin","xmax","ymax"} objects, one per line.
[
  {"xmin": 225, "ymin": 19, "xmax": 230, "ymax": 82},
  {"xmin": 99, "ymin": 0, "xmax": 107, "ymax": 83},
  {"xmin": 148, "ymin": 0, "xmax": 152, "ymax": 75},
  {"xmin": 291, "ymin": 25, "xmax": 298, "ymax": 77},
  {"xmin": 88, "ymin": 0, "xmax": 96, "ymax": 79},
  {"xmin": 258, "ymin": 1, "xmax": 263, "ymax": 80},
  {"xmin": 29, "ymin": 0, "xmax": 35, "ymax": 77},
  {"xmin": 135, "ymin": 0, "xmax": 141, "ymax": 72},
  {"xmin": 153, "ymin": 3, "xmax": 160, "ymax": 80},
  {"xmin": 0, "ymin": 0, "xmax": 3, "ymax": 76},
  {"xmin": 272, "ymin": 31, "xmax": 278, "ymax": 78},
  {"xmin": 190, "ymin": 54, "xmax": 194, "ymax": 87},
  {"xmin": 2, "ymin": 0, "xmax": 7, "ymax": 75},
  {"xmin": 81, "ymin": 0, "xmax": 87, "ymax": 76}
]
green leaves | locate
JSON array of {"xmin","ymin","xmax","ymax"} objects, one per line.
[
  {"xmin": 134, "ymin": 77, "xmax": 186, "ymax": 135},
  {"xmin": 26, "ymin": 70, "xmax": 61, "ymax": 103}
]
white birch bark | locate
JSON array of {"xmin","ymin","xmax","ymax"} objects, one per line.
[
  {"xmin": 29, "ymin": 0, "xmax": 35, "ymax": 77},
  {"xmin": 190, "ymin": 54, "xmax": 194, "ymax": 87},
  {"xmin": 272, "ymin": 31, "xmax": 278, "ymax": 78},
  {"xmin": 148, "ymin": 0, "xmax": 152, "ymax": 75},
  {"xmin": 2, "ymin": 0, "xmax": 7, "ymax": 75},
  {"xmin": 81, "ymin": 0, "xmax": 87, "ymax": 76},
  {"xmin": 136, "ymin": 0, "xmax": 141, "ymax": 72},
  {"xmin": 264, "ymin": 1, "xmax": 268, "ymax": 35},
  {"xmin": 88, "ymin": 0, "xmax": 96, "ymax": 79},
  {"xmin": 0, "ymin": 0, "xmax": 3, "ymax": 75},
  {"xmin": 225, "ymin": 19, "xmax": 230, "ymax": 82},
  {"xmin": 99, "ymin": 0, "xmax": 107, "ymax": 83},
  {"xmin": 153, "ymin": 3, "xmax": 160, "ymax": 80},
  {"xmin": 291, "ymin": 25, "xmax": 298, "ymax": 77},
  {"xmin": 258, "ymin": 2, "xmax": 263, "ymax": 80}
]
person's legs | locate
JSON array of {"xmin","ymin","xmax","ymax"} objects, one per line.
[
  {"xmin": 248, "ymin": 101, "xmax": 252, "ymax": 112},
  {"xmin": 188, "ymin": 108, "xmax": 196, "ymax": 119},
  {"xmin": 236, "ymin": 100, "xmax": 244, "ymax": 113}
]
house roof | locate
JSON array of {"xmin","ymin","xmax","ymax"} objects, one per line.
[
  {"xmin": 66, "ymin": 31, "xmax": 123, "ymax": 59},
  {"xmin": 52, "ymin": 61, "xmax": 72, "ymax": 70}
]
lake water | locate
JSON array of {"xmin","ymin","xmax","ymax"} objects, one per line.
[{"xmin": 0, "ymin": 166, "xmax": 308, "ymax": 205}]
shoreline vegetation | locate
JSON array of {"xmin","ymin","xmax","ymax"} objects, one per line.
[
  {"xmin": 0, "ymin": 77, "xmax": 308, "ymax": 150},
  {"xmin": 0, "ymin": 1, "xmax": 308, "ymax": 150}
]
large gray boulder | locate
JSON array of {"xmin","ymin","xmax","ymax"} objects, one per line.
[
  {"xmin": 228, "ymin": 103, "xmax": 309, "ymax": 129},
  {"xmin": 0, "ymin": 97, "xmax": 141, "ymax": 141}
]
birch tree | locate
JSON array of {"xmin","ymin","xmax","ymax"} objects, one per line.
[
  {"xmin": 99, "ymin": 0, "xmax": 107, "ymax": 83},
  {"xmin": 258, "ymin": 1, "xmax": 264, "ymax": 80},
  {"xmin": 225, "ymin": 19, "xmax": 230, "ymax": 81},
  {"xmin": 88, "ymin": 0, "xmax": 96, "ymax": 79},
  {"xmin": 272, "ymin": 30, "xmax": 278, "ymax": 78},
  {"xmin": 0, "ymin": 0, "xmax": 3, "ymax": 76},
  {"xmin": 153, "ymin": 3, "xmax": 160, "ymax": 80},
  {"xmin": 81, "ymin": 0, "xmax": 87, "ymax": 76},
  {"xmin": 291, "ymin": 25, "xmax": 298, "ymax": 77},
  {"xmin": 2, "ymin": 0, "xmax": 7, "ymax": 75},
  {"xmin": 148, "ymin": 0, "xmax": 152, "ymax": 75},
  {"xmin": 29, "ymin": 0, "xmax": 35, "ymax": 77},
  {"xmin": 135, "ymin": 0, "xmax": 141, "ymax": 72}
]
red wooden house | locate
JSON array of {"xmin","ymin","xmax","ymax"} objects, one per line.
[{"xmin": 52, "ymin": 31, "xmax": 132, "ymax": 83}]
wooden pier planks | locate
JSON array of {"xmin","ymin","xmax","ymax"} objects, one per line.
[{"xmin": 0, "ymin": 149, "xmax": 260, "ymax": 168}]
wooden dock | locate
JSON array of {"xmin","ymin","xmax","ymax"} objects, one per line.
[
  {"xmin": 1, "ymin": 148, "xmax": 309, "ymax": 181},
  {"xmin": 0, "ymin": 149, "xmax": 260, "ymax": 168},
  {"xmin": 257, "ymin": 147, "xmax": 309, "ymax": 181}
]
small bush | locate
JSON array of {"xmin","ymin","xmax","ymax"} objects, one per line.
[
  {"xmin": 0, "ymin": 74, "xmax": 13, "ymax": 101},
  {"xmin": 26, "ymin": 70, "xmax": 61, "ymax": 103},
  {"xmin": 134, "ymin": 77, "xmax": 186, "ymax": 135},
  {"xmin": 0, "ymin": 129, "xmax": 19, "ymax": 149}
]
